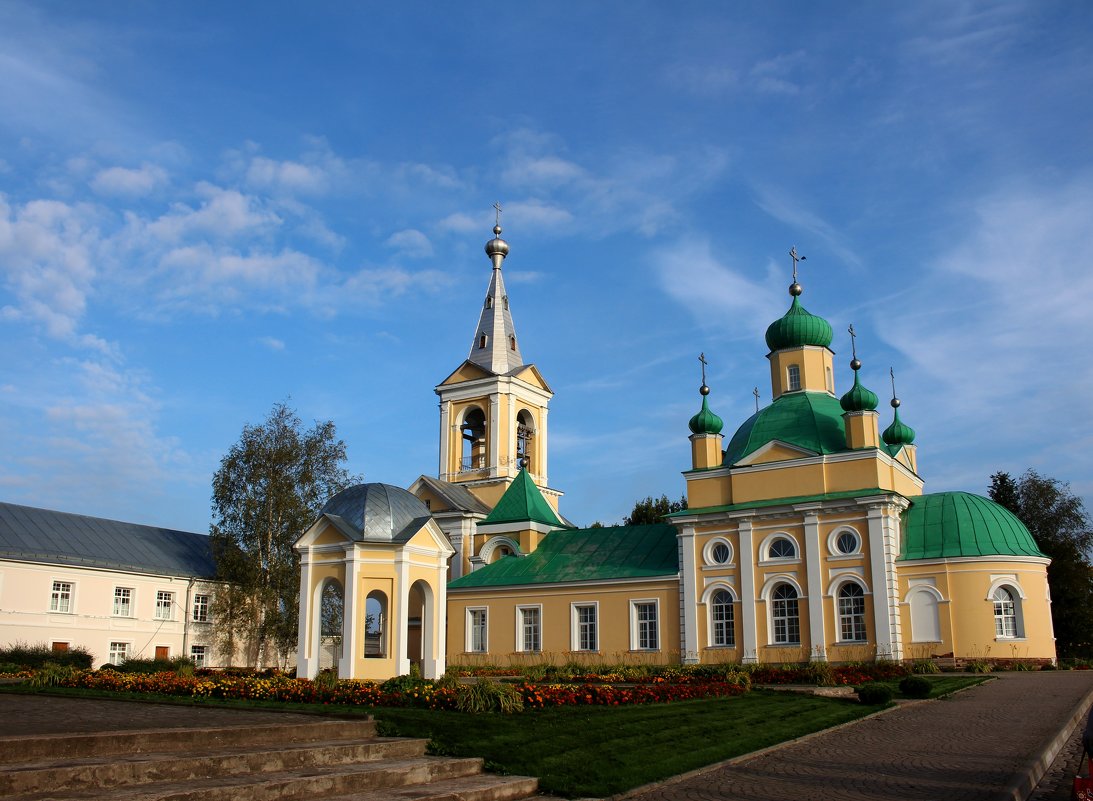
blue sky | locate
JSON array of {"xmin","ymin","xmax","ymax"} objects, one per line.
[{"xmin": 1, "ymin": 1, "xmax": 1091, "ymax": 533}]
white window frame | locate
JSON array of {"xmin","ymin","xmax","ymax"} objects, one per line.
[
  {"xmin": 190, "ymin": 645, "xmax": 208, "ymax": 667},
  {"xmin": 108, "ymin": 641, "xmax": 129, "ymax": 665},
  {"xmin": 113, "ymin": 587, "xmax": 133, "ymax": 617},
  {"xmin": 708, "ymin": 588, "xmax": 736, "ymax": 647},
  {"xmin": 787, "ymin": 364, "xmax": 801, "ymax": 391},
  {"xmin": 702, "ymin": 537, "xmax": 734, "ymax": 566},
  {"xmin": 758, "ymin": 532, "xmax": 801, "ymax": 564},
  {"xmin": 50, "ymin": 580, "xmax": 74, "ymax": 614},
  {"xmin": 630, "ymin": 599, "xmax": 660, "ymax": 651},
  {"xmin": 570, "ymin": 602, "xmax": 599, "ymax": 652},
  {"xmin": 836, "ymin": 581, "xmax": 868, "ymax": 642},
  {"xmin": 769, "ymin": 582, "xmax": 801, "ymax": 645},
  {"xmin": 192, "ymin": 594, "xmax": 210, "ymax": 623},
  {"xmin": 828, "ymin": 526, "xmax": 862, "ymax": 557},
  {"xmin": 154, "ymin": 590, "xmax": 174, "ymax": 621},
  {"xmin": 992, "ymin": 586, "xmax": 1022, "ymax": 639},
  {"xmin": 516, "ymin": 604, "xmax": 542, "ymax": 653},
  {"xmin": 466, "ymin": 607, "xmax": 488, "ymax": 653}
]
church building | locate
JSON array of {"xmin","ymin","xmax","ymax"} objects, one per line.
[{"xmin": 295, "ymin": 220, "xmax": 1056, "ymax": 679}]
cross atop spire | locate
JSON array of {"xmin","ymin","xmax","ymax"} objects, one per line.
[
  {"xmin": 889, "ymin": 367, "xmax": 900, "ymax": 408},
  {"xmin": 469, "ymin": 216, "xmax": 523, "ymax": 374},
  {"xmin": 698, "ymin": 352, "xmax": 708, "ymax": 385},
  {"xmin": 493, "ymin": 201, "xmax": 503, "ymax": 228},
  {"xmin": 753, "ymin": 386, "xmax": 761, "ymax": 412},
  {"xmin": 789, "ymin": 246, "xmax": 806, "ymax": 284}
]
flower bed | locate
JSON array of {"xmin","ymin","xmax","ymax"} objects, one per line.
[{"xmin": 516, "ymin": 680, "xmax": 748, "ymax": 708}]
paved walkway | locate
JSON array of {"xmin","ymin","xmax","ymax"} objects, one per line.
[{"xmin": 620, "ymin": 672, "xmax": 1093, "ymax": 801}]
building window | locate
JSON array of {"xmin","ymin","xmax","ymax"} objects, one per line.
[
  {"xmin": 768, "ymin": 537, "xmax": 797, "ymax": 559},
  {"xmin": 509, "ymin": 335, "xmax": 516, "ymax": 351},
  {"xmin": 192, "ymin": 594, "xmax": 210, "ymax": 622},
  {"xmin": 838, "ymin": 583, "xmax": 867, "ymax": 641},
  {"xmin": 826, "ymin": 366, "xmax": 833, "ymax": 393},
  {"xmin": 711, "ymin": 590, "xmax": 735, "ymax": 647},
  {"xmin": 771, "ymin": 584, "xmax": 801, "ymax": 644},
  {"xmin": 52, "ymin": 642, "xmax": 69, "ymax": 652},
  {"xmin": 787, "ymin": 364, "xmax": 801, "ymax": 391},
  {"xmin": 518, "ymin": 606, "xmax": 541, "ymax": 652},
  {"xmin": 109, "ymin": 642, "xmax": 129, "ymax": 665},
  {"xmin": 993, "ymin": 587, "xmax": 1020, "ymax": 638},
  {"xmin": 155, "ymin": 591, "xmax": 174, "ymax": 620},
  {"xmin": 113, "ymin": 587, "xmax": 133, "ymax": 617},
  {"xmin": 190, "ymin": 645, "xmax": 208, "ymax": 667},
  {"xmin": 705, "ymin": 538, "xmax": 732, "ymax": 565},
  {"xmin": 834, "ymin": 530, "xmax": 860, "ymax": 555},
  {"xmin": 632, "ymin": 600, "xmax": 659, "ymax": 650},
  {"xmin": 50, "ymin": 581, "xmax": 73, "ymax": 613},
  {"xmin": 573, "ymin": 604, "xmax": 598, "ymax": 651},
  {"xmin": 478, "ymin": 334, "xmax": 487, "ymax": 349},
  {"xmin": 485, "ymin": 297, "xmax": 493, "ymax": 309},
  {"xmin": 468, "ymin": 608, "xmax": 488, "ymax": 653}
]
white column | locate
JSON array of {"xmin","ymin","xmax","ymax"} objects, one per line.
[
  {"xmin": 488, "ymin": 393, "xmax": 500, "ymax": 477},
  {"xmin": 738, "ymin": 517, "xmax": 758, "ymax": 663},
  {"xmin": 677, "ymin": 524, "xmax": 700, "ymax": 663},
  {"xmin": 339, "ymin": 549, "xmax": 360, "ymax": 679},
  {"xmin": 539, "ymin": 406, "xmax": 549, "ymax": 485},
  {"xmin": 433, "ymin": 562, "xmax": 449, "ymax": 678},
  {"xmin": 296, "ymin": 552, "xmax": 316, "ymax": 679},
  {"xmin": 866, "ymin": 502, "xmax": 901, "ymax": 660},
  {"xmin": 803, "ymin": 511, "xmax": 827, "ymax": 661},
  {"xmin": 507, "ymin": 394, "xmax": 516, "ymax": 476},
  {"xmin": 438, "ymin": 401, "xmax": 450, "ymax": 478},
  {"xmin": 394, "ymin": 551, "xmax": 412, "ymax": 675}
]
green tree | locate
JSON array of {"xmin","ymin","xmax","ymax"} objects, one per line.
[
  {"xmin": 623, "ymin": 495, "xmax": 688, "ymax": 526},
  {"xmin": 989, "ymin": 469, "xmax": 1093, "ymax": 658},
  {"xmin": 210, "ymin": 402, "xmax": 358, "ymax": 667}
]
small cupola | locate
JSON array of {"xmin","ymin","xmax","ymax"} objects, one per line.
[
  {"xmin": 765, "ymin": 248, "xmax": 837, "ymax": 399},
  {"xmin": 840, "ymin": 324, "xmax": 880, "ymax": 450},
  {"xmin": 689, "ymin": 355, "xmax": 725, "ymax": 470},
  {"xmin": 882, "ymin": 368, "xmax": 916, "ymax": 446}
]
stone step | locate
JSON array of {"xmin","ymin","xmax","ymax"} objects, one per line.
[
  {"xmin": 0, "ymin": 719, "xmax": 378, "ymax": 763},
  {"xmin": 323, "ymin": 772, "xmax": 540, "ymax": 801},
  {"xmin": 0, "ymin": 736, "xmax": 427, "ymax": 795},
  {"xmin": 5, "ymin": 756, "xmax": 487, "ymax": 801}
]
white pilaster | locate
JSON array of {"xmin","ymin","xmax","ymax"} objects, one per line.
[
  {"xmin": 488, "ymin": 393, "xmax": 500, "ymax": 477},
  {"xmin": 340, "ymin": 547, "xmax": 360, "ymax": 679},
  {"xmin": 866, "ymin": 502, "xmax": 903, "ymax": 661},
  {"xmin": 539, "ymin": 407, "xmax": 549, "ymax": 484},
  {"xmin": 432, "ymin": 563, "xmax": 449, "ymax": 678},
  {"xmin": 296, "ymin": 552, "xmax": 315, "ymax": 679},
  {"xmin": 738, "ymin": 517, "xmax": 758, "ymax": 663},
  {"xmin": 438, "ymin": 401, "xmax": 450, "ymax": 478},
  {"xmin": 802, "ymin": 510, "xmax": 827, "ymax": 661},
  {"xmin": 394, "ymin": 551, "xmax": 412, "ymax": 675},
  {"xmin": 677, "ymin": 524, "xmax": 700, "ymax": 663}
]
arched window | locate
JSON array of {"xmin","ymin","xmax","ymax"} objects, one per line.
[
  {"xmin": 771, "ymin": 584, "xmax": 800, "ymax": 644},
  {"xmin": 909, "ymin": 588, "xmax": 942, "ymax": 642},
  {"xmin": 837, "ymin": 583, "xmax": 867, "ymax": 641},
  {"xmin": 478, "ymin": 334, "xmax": 487, "ymax": 349},
  {"xmin": 461, "ymin": 408, "xmax": 486, "ymax": 471},
  {"xmin": 993, "ymin": 586, "xmax": 1019, "ymax": 638},
  {"xmin": 516, "ymin": 410, "xmax": 535, "ymax": 469},
  {"xmin": 711, "ymin": 590, "xmax": 735, "ymax": 647},
  {"xmin": 768, "ymin": 537, "xmax": 796, "ymax": 559},
  {"xmin": 787, "ymin": 364, "xmax": 801, "ymax": 392},
  {"xmin": 485, "ymin": 297, "xmax": 493, "ymax": 309},
  {"xmin": 509, "ymin": 335, "xmax": 517, "ymax": 351}
]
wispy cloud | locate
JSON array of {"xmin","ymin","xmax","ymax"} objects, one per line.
[
  {"xmin": 385, "ymin": 228, "xmax": 434, "ymax": 258},
  {"xmin": 91, "ymin": 163, "xmax": 168, "ymax": 197},
  {"xmin": 753, "ymin": 185, "xmax": 863, "ymax": 269}
]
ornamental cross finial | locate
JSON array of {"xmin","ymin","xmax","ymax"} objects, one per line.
[
  {"xmin": 848, "ymin": 323, "xmax": 858, "ymax": 361},
  {"xmin": 493, "ymin": 201, "xmax": 503, "ymax": 227},
  {"xmin": 789, "ymin": 246, "xmax": 806, "ymax": 283},
  {"xmin": 753, "ymin": 386, "xmax": 761, "ymax": 412},
  {"xmin": 698, "ymin": 352, "xmax": 708, "ymax": 385},
  {"xmin": 889, "ymin": 367, "xmax": 897, "ymax": 398}
]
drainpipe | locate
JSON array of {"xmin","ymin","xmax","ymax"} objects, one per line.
[{"xmin": 183, "ymin": 576, "xmax": 196, "ymax": 660}]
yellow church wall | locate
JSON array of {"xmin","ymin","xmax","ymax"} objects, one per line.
[
  {"xmin": 686, "ymin": 475, "xmax": 733, "ymax": 509},
  {"xmin": 447, "ymin": 579, "xmax": 680, "ymax": 667},
  {"xmin": 768, "ymin": 347, "xmax": 834, "ymax": 398},
  {"xmin": 748, "ymin": 443, "xmax": 814, "ymax": 465},
  {"xmin": 441, "ymin": 363, "xmax": 492, "ymax": 385},
  {"xmin": 732, "ymin": 463, "xmax": 827, "ymax": 503},
  {"xmin": 311, "ymin": 527, "xmax": 347, "ymax": 547}
]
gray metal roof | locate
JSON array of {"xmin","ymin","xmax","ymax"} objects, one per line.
[
  {"xmin": 0, "ymin": 502, "xmax": 216, "ymax": 578},
  {"xmin": 414, "ymin": 475, "xmax": 492, "ymax": 516},
  {"xmin": 319, "ymin": 483, "xmax": 433, "ymax": 543},
  {"xmin": 466, "ymin": 237, "xmax": 525, "ymax": 375}
]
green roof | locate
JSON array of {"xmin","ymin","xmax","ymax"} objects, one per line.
[
  {"xmin": 840, "ymin": 371, "xmax": 879, "ymax": 412},
  {"xmin": 725, "ymin": 391, "xmax": 847, "ymax": 465},
  {"xmin": 448, "ymin": 524, "xmax": 679, "ymax": 589},
  {"xmin": 882, "ymin": 407, "xmax": 916, "ymax": 446},
  {"xmin": 765, "ymin": 296, "xmax": 834, "ymax": 351},
  {"xmin": 669, "ymin": 488, "xmax": 897, "ymax": 518},
  {"xmin": 688, "ymin": 394, "xmax": 724, "ymax": 435},
  {"xmin": 481, "ymin": 468, "xmax": 565, "ymax": 527},
  {"xmin": 899, "ymin": 491, "xmax": 1045, "ymax": 560}
]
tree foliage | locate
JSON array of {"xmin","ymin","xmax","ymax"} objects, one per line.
[
  {"xmin": 989, "ymin": 469, "xmax": 1093, "ymax": 658},
  {"xmin": 623, "ymin": 495, "xmax": 688, "ymax": 526},
  {"xmin": 210, "ymin": 402, "xmax": 358, "ymax": 666}
]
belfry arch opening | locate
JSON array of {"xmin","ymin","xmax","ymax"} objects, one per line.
[
  {"xmin": 516, "ymin": 409, "xmax": 535, "ymax": 471},
  {"xmin": 318, "ymin": 578, "xmax": 344, "ymax": 670},
  {"xmin": 365, "ymin": 590, "xmax": 387, "ymax": 658},
  {"xmin": 461, "ymin": 408, "xmax": 486, "ymax": 471}
]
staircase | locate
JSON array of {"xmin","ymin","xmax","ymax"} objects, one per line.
[{"xmin": 0, "ymin": 718, "xmax": 539, "ymax": 801}]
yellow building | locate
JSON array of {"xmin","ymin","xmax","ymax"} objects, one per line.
[{"xmin": 300, "ymin": 224, "xmax": 1056, "ymax": 677}]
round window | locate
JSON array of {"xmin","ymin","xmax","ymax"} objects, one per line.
[
  {"xmin": 835, "ymin": 531, "xmax": 859, "ymax": 555},
  {"xmin": 711, "ymin": 542, "xmax": 731, "ymax": 564}
]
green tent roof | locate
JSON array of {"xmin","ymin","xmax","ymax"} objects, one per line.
[
  {"xmin": 899, "ymin": 491, "xmax": 1045, "ymax": 560},
  {"xmin": 724, "ymin": 391, "xmax": 848, "ymax": 466},
  {"xmin": 448, "ymin": 524, "xmax": 679, "ymax": 589},
  {"xmin": 481, "ymin": 468, "xmax": 565, "ymax": 528}
]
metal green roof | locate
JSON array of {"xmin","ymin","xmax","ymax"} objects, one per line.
[
  {"xmin": 688, "ymin": 395, "xmax": 724, "ymax": 435},
  {"xmin": 669, "ymin": 488, "xmax": 896, "ymax": 518},
  {"xmin": 481, "ymin": 468, "xmax": 565, "ymax": 528},
  {"xmin": 448, "ymin": 524, "xmax": 679, "ymax": 589},
  {"xmin": 765, "ymin": 296, "xmax": 834, "ymax": 351},
  {"xmin": 840, "ymin": 371, "xmax": 879, "ymax": 412},
  {"xmin": 725, "ymin": 391, "xmax": 848, "ymax": 465},
  {"xmin": 899, "ymin": 491, "xmax": 1045, "ymax": 560}
]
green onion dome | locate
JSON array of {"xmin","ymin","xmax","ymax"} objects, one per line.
[
  {"xmin": 840, "ymin": 371, "xmax": 879, "ymax": 412},
  {"xmin": 765, "ymin": 294, "xmax": 834, "ymax": 351},
  {"xmin": 688, "ymin": 386, "xmax": 724, "ymax": 435},
  {"xmin": 882, "ymin": 407, "xmax": 916, "ymax": 445}
]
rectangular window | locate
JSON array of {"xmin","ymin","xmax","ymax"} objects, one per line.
[
  {"xmin": 573, "ymin": 604, "xmax": 598, "ymax": 652},
  {"xmin": 52, "ymin": 642, "xmax": 69, "ymax": 652},
  {"xmin": 467, "ymin": 608, "xmax": 488, "ymax": 653},
  {"xmin": 633, "ymin": 601, "xmax": 659, "ymax": 650},
  {"xmin": 190, "ymin": 645, "xmax": 207, "ymax": 667},
  {"xmin": 155, "ymin": 591, "xmax": 174, "ymax": 620},
  {"xmin": 192, "ymin": 594, "xmax": 210, "ymax": 622},
  {"xmin": 50, "ymin": 581, "xmax": 73, "ymax": 613},
  {"xmin": 787, "ymin": 365, "xmax": 801, "ymax": 392},
  {"xmin": 113, "ymin": 587, "xmax": 133, "ymax": 617},
  {"xmin": 109, "ymin": 642, "xmax": 129, "ymax": 665},
  {"xmin": 517, "ymin": 606, "xmax": 541, "ymax": 652}
]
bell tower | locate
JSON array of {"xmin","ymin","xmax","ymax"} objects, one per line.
[{"xmin": 434, "ymin": 212, "xmax": 561, "ymax": 513}]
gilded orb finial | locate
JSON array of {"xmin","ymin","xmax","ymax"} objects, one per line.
[{"xmin": 485, "ymin": 202, "xmax": 509, "ymax": 261}]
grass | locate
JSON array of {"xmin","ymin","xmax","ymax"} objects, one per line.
[
  {"xmin": 875, "ymin": 675, "xmax": 987, "ymax": 698},
  {"xmin": 2, "ymin": 675, "xmax": 987, "ymax": 798}
]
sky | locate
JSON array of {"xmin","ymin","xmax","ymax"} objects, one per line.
[{"xmin": 1, "ymin": 1, "xmax": 1091, "ymax": 534}]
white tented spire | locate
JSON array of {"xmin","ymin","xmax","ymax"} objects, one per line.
[{"xmin": 467, "ymin": 221, "xmax": 524, "ymax": 374}]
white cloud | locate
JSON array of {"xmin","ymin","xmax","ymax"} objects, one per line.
[
  {"xmin": 385, "ymin": 228, "xmax": 434, "ymax": 258},
  {"xmin": 246, "ymin": 156, "xmax": 330, "ymax": 195},
  {"xmin": 90, "ymin": 163, "xmax": 168, "ymax": 197},
  {"xmin": 437, "ymin": 212, "xmax": 481, "ymax": 233},
  {"xmin": 753, "ymin": 185, "xmax": 863, "ymax": 269},
  {"xmin": 503, "ymin": 200, "xmax": 574, "ymax": 230},
  {"xmin": 144, "ymin": 183, "xmax": 281, "ymax": 243},
  {"xmin": 750, "ymin": 50, "xmax": 806, "ymax": 95},
  {"xmin": 258, "ymin": 336, "xmax": 285, "ymax": 351}
]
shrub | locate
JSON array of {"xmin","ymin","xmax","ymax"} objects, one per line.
[
  {"xmin": 804, "ymin": 661, "xmax": 836, "ymax": 687},
  {"xmin": 28, "ymin": 662, "xmax": 81, "ymax": 688},
  {"xmin": 455, "ymin": 678, "xmax": 524, "ymax": 714},
  {"xmin": 313, "ymin": 668, "xmax": 339, "ymax": 691},
  {"xmin": 381, "ymin": 673, "xmax": 426, "ymax": 694},
  {"xmin": 898, "ymin": 676, "xmax": 932, "ymax": 698},
  {"xmin": 0, "ymin": 662, "xmax": 25, "ymax": 675},
  {"xmin": 911, "ymin": 659, "xmax": 940, "ymax": 674},
  {"xmin": 0, "ymin": 642, "xmax": 92, "ymax": 670},
  {"xmin": 966, "ymin": 660, "xmax": 993, "ymax": 674},
  {"xmin": 856, "ymin": 683, "xmax": 893, "ymax": 705},
  {"xmin": 114, "ymin": 658, "xmax": 177, "ymax": 675}
]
